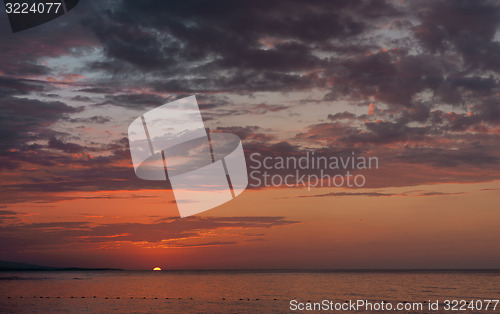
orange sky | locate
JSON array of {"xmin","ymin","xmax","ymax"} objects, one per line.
[{"xmin": 3, "ymin": 180, "xmax": 498, "ymax": 270}]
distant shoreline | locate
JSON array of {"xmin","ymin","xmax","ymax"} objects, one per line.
[
  {"xmin": 1, "ymin": 261, "xmax": 498, "ymax": 272},
  {"xmin": 0, "ymin": 268, "xmax": 123, "ymax": 272},
  {"xmin": 1, "ymin": 268, "xmax": 497, "ymax": 273},
  {"xmin": 0, "ymin": 260, "xmax": 122, "ymax": 272}
]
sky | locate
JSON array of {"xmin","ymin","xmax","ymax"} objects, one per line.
[{"xmin": 0, "ymin": 0, "xmax": 499, "ymax": 270}]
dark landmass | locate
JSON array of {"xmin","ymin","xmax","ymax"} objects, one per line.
[
  {"xmin": 0, "ymin": 260, "xmax": 122, "ymax": 271},
  {"xmin": 1, "ymin": 261, "xmax": 497, "ymax": 272}
]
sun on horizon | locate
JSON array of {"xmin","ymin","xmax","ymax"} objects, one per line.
[{"xmin": 153, "ymin": 267, "xmax": 162, "ymax": 271}]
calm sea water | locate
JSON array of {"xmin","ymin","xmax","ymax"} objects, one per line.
[{"xmin": 0, "ymin": 270, "xmax": 497, "ymax": 313}]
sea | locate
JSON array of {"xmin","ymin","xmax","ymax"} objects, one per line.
[{"xmin": 0, "ymin": 270, "xmax": 498, "ymax": 313}]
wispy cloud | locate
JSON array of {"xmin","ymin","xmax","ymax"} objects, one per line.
[{"xmin": 0, "ymin": 216, "xmax": 300, "ymax": 252}]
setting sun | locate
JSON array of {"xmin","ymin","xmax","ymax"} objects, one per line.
[{"xmin": 153, "ymin": 267, "xmax": 162, "ymax": 271}]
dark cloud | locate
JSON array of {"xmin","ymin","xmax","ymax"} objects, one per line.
[
  {"xmin": 412, "ymin": 0, "xmax": 500, "ymax": 72},
  {"xmin": 0, "ymin": 210, "xmax": 19, "ymax": 222},
  {"xmin": 99, "ymin": 93, "xmax": 171, "ymax": 109},
  {"xmin": 78, "ymin": 0, "xmax": 402, "ymax": 93},
  {"xmin": 0, "ymin": 216, "xmax": 299, "ymax": 252},
  {"xmin": 348, "ymin": 120, "xmax": 429, "ymax": 145},
  {"xmin": 71, "ymin": 95, "xmax": 93, "ymax": 102},
  {"xmin": 77, "ymin": 87, "xmax": 117, "ymax": 94},
  {"xmin": 213, "ymin": 126, "xmax": 274, "ymax": 142},
  {"xmin": 296, "ymin": 122, "xmax": 359, "ymax": 145},
  {"xmin": 326, "ymin": 51, "xmax": 456, "ymax": 109},
  {"xmin": 201, "ymin": 101, "xmax": 291, "ymax": 122},
  {"xmin": 295, "ymin": 191, "xmax": 466, "ymax": 198},
  {"xmin": 48, "ymin": 136, "xmax": 85, "ymax": 154},
  {"xmin": 0, "ymin": 77, "xmax": 50, "ymax": 98},
  {"xmin": 299, "ymin": 191, "xmax": 394, "ymax": 198},
  {"xmin": 0, "ymin": 96, "xmax": 82, "ymax": 161},
  {"xmin": 327, "ymin": 112, "xmax": 359, "ymax": 121},
  {"xmin": 67, "ymin": 115, "xmax": 111, "ymax": 124},
  {"xmin": 0, "ymin": 142, "xmax": 167, "ymax": 198}
]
